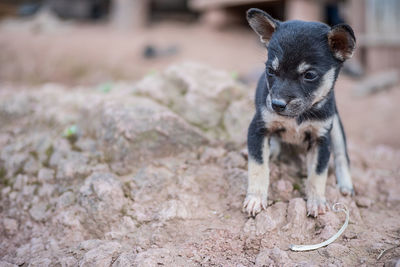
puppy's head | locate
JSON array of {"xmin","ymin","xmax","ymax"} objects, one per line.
[{"xmin": 247, "ymin": 8, "xmax": 356, "ymax": 117}]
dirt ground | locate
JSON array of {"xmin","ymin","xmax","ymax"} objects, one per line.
[{"xmin": 0, "ymin": 18, "xmax": 400, "ymax": 266}]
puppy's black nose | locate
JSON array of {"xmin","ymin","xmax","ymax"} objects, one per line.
[{"xmin": 271, "ymin": 99, "xmax": 287, "ymax": 112}]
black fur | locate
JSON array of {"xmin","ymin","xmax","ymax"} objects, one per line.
[
  {"xmin": 316, "ymin": 132, "xmax": 332, "ymax": 174},
  {"xmin": 247, "ymin": 112, "xmax": 267, "ymax": 164}
]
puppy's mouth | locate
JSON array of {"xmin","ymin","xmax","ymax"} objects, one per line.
[{"xmin": 266, "ymin": 96, "xmax": 305, "ymax": 117}]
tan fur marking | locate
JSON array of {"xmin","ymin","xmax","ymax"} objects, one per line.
[
  {"xmin": 331, "ymin": 114, "xmax": 353, "ymax": 192},
  {"xmin": 306, "ymin": 146, "xmax": 328, "ymax": 196},
  {"xmin": 272, "ymin": 57, "xmax": 279, "ymax": 70},
  {"xmin": 305, "ymin": 144, "xmax": 329, "ymax": 216},
  {"xmin": 261, "ymin": 107, "xmax": 332, "ymax": 145},
  {"xmin": 297, "ymin": 62, "xmax": 310, "ymax": 74},
  {"xmin": 312, "ymin": 67, "xmax": 335, "ymax": 105},
  {"xmin": 247, "ymin": 138, "xmax": 270, "ymax": 195},
  {"xmin": 244, "ymin": 137, "xmax": 270, "ymax": 215}
]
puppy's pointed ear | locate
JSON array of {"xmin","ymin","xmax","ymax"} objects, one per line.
[
  {"xmin": 246, "ymin": 8, "xmax": 279, "ymax": 45},
  {"xmin": 328, "ymin": 24, "xmax": 356, "ymax": 61}
]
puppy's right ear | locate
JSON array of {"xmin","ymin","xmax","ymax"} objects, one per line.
[{"xmin": 246, "ymin": 8, "xmax": 279, "ymax": 45}]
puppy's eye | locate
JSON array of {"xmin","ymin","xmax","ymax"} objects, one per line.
[
  {"xmin": 303, "ymin": 71, "xmax": 318, "ymax": 81},
  {"xmin": 267, "ymin": 67, "xmax": 275, "ymax": 76}
]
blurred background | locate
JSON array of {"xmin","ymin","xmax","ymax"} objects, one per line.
[{"xmin": 0, "ymin": 0, "xmax": 399, "ymax": 147}]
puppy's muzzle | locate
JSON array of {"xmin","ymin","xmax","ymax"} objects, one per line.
[{"xmin": 271, "ymin": 99, "xmax": 287, "ymax": 112}]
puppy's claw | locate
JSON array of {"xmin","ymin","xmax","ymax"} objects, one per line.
[
  {"xmin": 307, "ymin": 197, "xmax": 329, "ymax": 218},
  {"xmin": 243, "ymin": 193, "xmax": 268, "ymax": 217}
]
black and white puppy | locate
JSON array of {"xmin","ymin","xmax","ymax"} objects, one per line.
[{"xmin": 243, "ymin": 8, "xmax": 355, "ymax": 217}]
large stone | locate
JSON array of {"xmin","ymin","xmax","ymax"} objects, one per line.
[
  {"xmin": 134, "ymin": 62, "xmax": 249, "ymax": 141},
  {"xmin": 86, "ymin": 97, "xmax": 207, "ymax": 171}
]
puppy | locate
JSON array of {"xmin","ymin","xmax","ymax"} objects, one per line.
[{"xmin": 243, "ymin": 8, "xmax": 355, "ymax": 217}]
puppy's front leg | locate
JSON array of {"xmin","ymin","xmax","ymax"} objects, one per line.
[
  {"xmin": 306, "ymin": 134, "xmax": 331, "ymax": 217},
  {"xmin": 243, "ymin": 115, "xmax": 270, "ymax": 216},
  {"xmin": 331, "ymin": 114, "xmax": 354, "ymax": 195}
]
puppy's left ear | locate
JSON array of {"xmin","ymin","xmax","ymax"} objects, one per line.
[
  {"xmin": 328, "ymin": 24, "xmax": 356, "ymax": 61},
  {"xmin": 246, "ymin": 8, "xmax": 279, "ymax": 45}
]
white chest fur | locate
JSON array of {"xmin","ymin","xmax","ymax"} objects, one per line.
[{"xmin": 261, "ymin": 108, "xmax": 332, "ymax": 144}]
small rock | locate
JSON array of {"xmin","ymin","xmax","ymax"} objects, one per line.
[
  {"xmin": 317, "ymin": 212, "xmax": 340, "ymax": 227},
  {"xmin": 200, "ymin": 147, "xmax": 226, "ymax": 163},
  {"xmin": 273, "ymin": 179, "xmax": 293, "ymax": 200},
  {"xmin": 13, "ymin": 174, "xmax": 28, "ymax": 191},
  {"xmin": 224, "ymin": 151, "xmax": 247, "ymax": 169},
  {"xmin": 22, "ymin": 184, "xmax": 36, "ymax": 197},
  {"xmin": 15, "ymin": 244, "xmax": 30, "ymax": 265},
  {"xmin": 384, "ymin": 258, "xmax": 400, "ymax": 267},
  {"xmin": 349, "ymin": 201, "xmax": 363, "ymax": 223},
  {"xmin": 78, "ymin": 239, "xmax": 104, "ymax": 251},
  {"xmin": 23, "ymin": 156, "xmax": 40, "ymax": 175},
  {"xmin": 29, "ymin": 202, "xmax": 49, "ymax": 221},
  {"xmin": 343, "ymin": 231, "xmax": 358, "ymax": 240},
  {"xmin": 57, "ymin": 191, "xmax": 76, "ymax": 208},
  {"xmin": 255, "ymin": 247, "xmax": 291, "ymax": 266},
  {"xmin": 1, "ymin": 186, "xmax": 11, "ymax": 197},
  {"xmin": 74, "ymin": 138, "xmax": 97, "ymax": 152},
  {"xmin": 0, "ymin": 261, "xmax": 18, "ymax": 267},
  {"xmin": 79, "ymin": 173, "xmax": 127, "ymax": 235},
  {"xmin": 38, "ymin": 168, "xmax": 55, "ymax": 182},
  {"xmin": 55, "ymin": 152, "xmax": 90, "ymax": 180},
  {"xmin": 319, "ymin": 224, "xmax": 337, "ymax": 240},
  {"xmin": 30, "ymin": 237, "xmax": 45, "ymax": 254},
  {"xmin": 158, "ymin": 199, "xmax": 190, "ymax": 220},
  {"xmin": 134, "ymin": 248, "xmax": 195, "ymax": 267},
  {"xmin": 79, "ymin": 172, "xmax": 125, "ymax": 210},
  {"xmin": 3, "ymin": 218, "xmax": 18, "ymax": 234},
  {"xmin": 105, "ymin": 216, "xmax": 137, "ymax": 240},
  {"xmin": 325, "ymin": 243, "xmax": 349, "ymax": 257},
  {"xmin": 356, "ymin": 196, "xmax": 372, "ymax": 208},
  {"xmin": 90, "ymin": 164, "xmax": 110, "ymax": 173},
  {"xmin": 28, "ymin": 258, "xmax": 52, "ymax": 267},
  {"xmin": 243, "ymin": 217, "xmax": 256, "ymax": 235},
  {"xmin": 55, "ymin": 209, "xmax": 82, "ymax": 228},
  {"xmin": 255, "ymin": 202, "xmax": 287, "ymax": 234},
  {"xmin": 57, "ymin": 256, "xmax": 77, "ymax": 267},
  {"xmin": 112, "ymin": 252, "xmax": 136, "ymax": 267},
  {"xmin": 38, "ymin": 184, "xmax": 54, "ymax": 197},
  {"xmin": 287, "ymin": 198, "xmax": 307, "ymax": 226},
  {"xmin": 79, "ymin": 241, "xmax": 121, "ymax": 267},
  {"xmin": 4, "ymin": 153, "xmax": 27, "ymax": 177}
]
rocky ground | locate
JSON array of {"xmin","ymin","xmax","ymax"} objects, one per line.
[{"xmin": 0, "ymin": 63, "xmax": 400, "ymax": 266}]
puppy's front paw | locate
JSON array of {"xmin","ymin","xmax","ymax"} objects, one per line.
[
  {"xmin": 338, "ymin": 184, "xmax": 354, "ymax": 196},
  {"xmin": 306, "ymin": 196, "xmax": 329, "ymax": 217},
  {"xmin": 336, "ymin": 169, "xmax": 354, "ymax": 196},
  {"xmin": 243, "ymin": 193, "xmax": 268, "ymax": 217}
]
